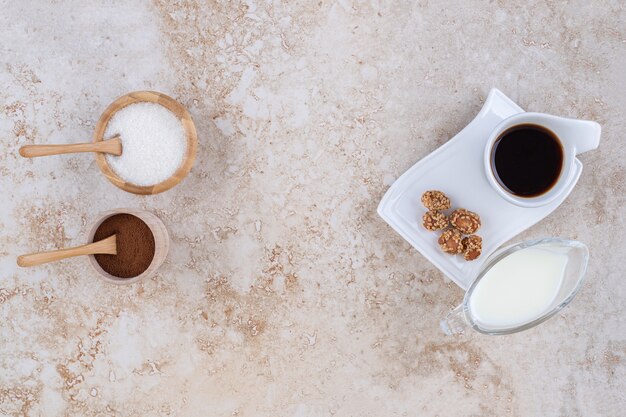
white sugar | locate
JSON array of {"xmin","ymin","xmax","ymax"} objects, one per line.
[{"xmin": 104, "ymin": 102, "xmax": 186, "ymax": 186}]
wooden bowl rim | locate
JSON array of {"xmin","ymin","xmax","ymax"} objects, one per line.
[{"xmin": 93, "ymin": 91, "xmax": 197, "ymax": 195}]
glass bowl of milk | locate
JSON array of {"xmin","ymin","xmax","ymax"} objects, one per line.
[{"xmin": 441, "ymin": 238, "xmax": 589, "ymax": 335}]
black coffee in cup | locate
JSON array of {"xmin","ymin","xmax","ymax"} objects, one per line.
[{"xmin": 491, "ymin": 124, "xmax": 563, "ymax": 197}]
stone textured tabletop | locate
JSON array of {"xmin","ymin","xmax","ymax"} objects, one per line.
[{"xmin": 1, "ymin": 1, "xmax": 624, "ymax": 416}]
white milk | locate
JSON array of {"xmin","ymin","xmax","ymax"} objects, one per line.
[{"xmin": 468, "ymin": 247, "xmax": 568, "ymax": 329}]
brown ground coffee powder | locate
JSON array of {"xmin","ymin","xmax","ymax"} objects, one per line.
[{"xmin": 93, "ymin": 214, "xmax": 155, "ymax": 278}]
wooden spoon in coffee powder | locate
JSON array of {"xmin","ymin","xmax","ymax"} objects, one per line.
[
  {"xmin": 17, "ymin": 235, "xmax": 117, "ymax": 267},
  {"xmin": 18, "ymin": 213, "xmax": 156, "ymax": 281}
]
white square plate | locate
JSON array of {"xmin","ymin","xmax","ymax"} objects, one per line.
[{"xmin": 377, "ymin": 89, "xmax": 582, "ymax": 289}]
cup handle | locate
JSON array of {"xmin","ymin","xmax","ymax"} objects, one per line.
[
  {"xmin": 440, "ymin": 304, "xmax": 469, "ymax": 335},
  {"xmin": 569, "ymin": 120, "xmax": 601, "ymax": 155}
]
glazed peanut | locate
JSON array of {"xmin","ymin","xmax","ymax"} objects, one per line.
[
  {"xmin": 450, "ymin": 208, "xmax": 481, "ymax": 234},
  {"xmin": 421, "ymin": 190, "xmax": 451, "ymax": 211},
  {"xmin": 422, "ymin": 210, "xmax": 449, "ymax": 231}
]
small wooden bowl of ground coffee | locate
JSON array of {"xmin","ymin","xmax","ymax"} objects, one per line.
[{"xmin": 86, "ymin": 208, "xmax": 169, "ymax": 284}]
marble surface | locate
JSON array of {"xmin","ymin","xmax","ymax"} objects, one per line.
[{"xmin": 1, "ymin": 1, "xmax": 624, "ymax": 416}]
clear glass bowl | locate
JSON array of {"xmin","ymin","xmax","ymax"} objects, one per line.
[{"xmin": 441, "ymin": 238, "xmax": 589, "ymax": 336}]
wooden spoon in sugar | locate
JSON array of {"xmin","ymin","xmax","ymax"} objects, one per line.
[{"xmin": 19, "ymin": 136, "xmax": 122, "ymax": 158}]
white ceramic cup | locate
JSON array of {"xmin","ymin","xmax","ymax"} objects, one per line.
[{"xmin": 484, "ymin": 112, "xmax": 601, "ymax": 208}]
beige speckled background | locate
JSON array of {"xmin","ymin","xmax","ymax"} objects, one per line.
[{"xmin": 1, "ymin": 1, "xmax": 625, "ymax": 416}]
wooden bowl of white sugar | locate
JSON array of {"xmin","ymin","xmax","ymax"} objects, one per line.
[{"xmin": 93, "ymin": 91, "xmax": 197, "ymax": 195}]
